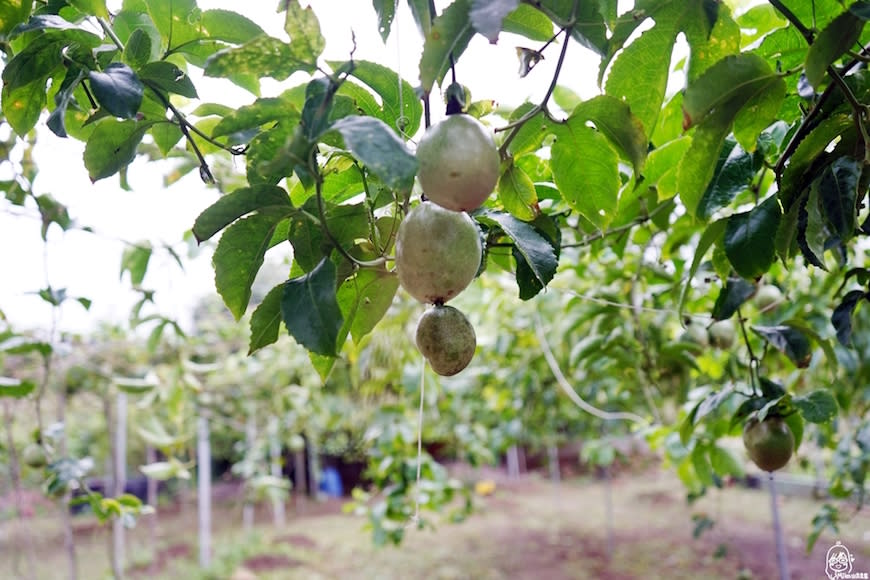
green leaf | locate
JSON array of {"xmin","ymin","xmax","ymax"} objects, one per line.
[
  {"xmin": 696, "ymin": 138, "xmax": 760, "ymax": 220},
  {"xmin": 114, "ymin": 376, "xmax": 156, "ymax": 394},
  {"xmin": 205, "ymin": 36, "xmax": 316, "ymax": 80},
  {"xmin": 710, "ymin": 445, "xmax": 744, "ymax": 478},
  {"xmin": 783, "ymin": 317, "xmax": 838, "ymax": 373},
  {"xmin": 798, "ymin": 181, "xmax": 828, "ymax": 270},
  {"xmin": 214, "ymin": 210, "xmax": 292, "ymax": 320},
  {"xmin": 0, "ymin": 377, "xmax": 36, "ymax": 398},
  {"xmin": 478, "ymin": 210, "xmax": 557, "ymax": 290},
  {"xmin": 246, "ymin": 122, "xmax": 298, "ymax": 186},
  {"xmin": 34, "ymin": 194, "xmax": 70, "ymax": 240},
  {"xmin": 604, "ymin": 1, "xmax": 700, "ymax": 135},
  {"xmin": 372, "ymin": 0, "xmax": 395, "ymax": 41},
  {"xmin": 497, "ymin": 162, "xmax": 538, "ymax": 221},
  {"xmin": 120, "ymin": 244, "xmax": 152, "ymax": 286},
  {"xmin": 793, "ymin": 391, "xmax": 838, "ymax": 424},
  {"xmin": 723, "ymin": 195, "xmax": 780, "ymax": 279},
  {"xmin": 123, "ymin": 28, "xmax": 153, "ymax": 69},
  {"xmin": 249, "ymin": 283, "xmax": 284, "ymax": 355},
  {"xmin": 419, "ymin": 0, "xmax": 474, "ymax": 94},
  {"xmin": 0, "ymin": 0, "xmax": 31, "ymax": 35},
  {"xmin": 88, "ymin": 63, "xmax": 144, "ymax": 119},
  {"xmin": 139, "ymin": 61, "xmax": 197, "ymax": 98},
  {"xmin": 679, "ymin": 219, "xmax": 726, "ymax": 315},
  {"xmin": 644, "ymin": 137, "xmax": 690, "ymax": 200},
  {"xmin": 751, "ymin": 324, "xmax": 813, "ymax": 367},
  {"xmin": 682, "ymin": 53, "xmax": 783, "ymax": 129},
  {"xmin": 83, "ymin": 119, "xmax": 154, "ymax": 182},
  {"xmin": 407, "ymin": 0, "xmax": 432, "ymax": 37},
  {"xmin": 551, "ymin": 120, "xmax": 620, "ymax": 230},
  {"xmin": 13, "ymin": 15, "xmax": 101, "ymax": 42},
  {"xmin": 212, "ymin": 96, "xmax": 299, "ymax": 139},
  {"xmin": 336, "ymin": 269, "xmax": 399, "ymax": 343},
  {"xmin": 572, "ymin": 95, "xmax": 648, "ymax": 174},
  {"xmin": 779, "ymin": 114, "xmax": 853, "ymax": 211},
  {"xmin": 831, "ymin": 289, "xmax": 868, "ymax": 346},
  {"xmin": 684, "ymin": 4, "xmax": 740, "ymax": 82},
  {"xmin": 329, "ymin": 116, "xmax": 418, "ymax": 190},
  {"xmin": 281, "ymin": 257, "xmax": 344, "ymax": 357},
  {"xmin": 201, "ymin": 9, "xmax": 264, "ymax": 44},
  {"xmin": 805, "ymin": 8, "xmax": 865, "ymax": 89},
  {"xmin": 676, "ymin": 109, "xmax": 733, "ymax": 217},
  {"xmin": 817, "ymin": 157, "xmax": 860, "ymax": 242},
  {"xmin": 501, "ymin": 4, "xmax": 553, "ymax": 41},
  {"xmin": 712, "ymin": 278, "xmax": 756, "ymax": 321},
  {"xmin": 470, "ymin": 0, "xmax": 519, "ymax": 43},
  {"xmin": 284, "ymin": 0, "xmax": 325, "ymax": 62},
  {"xmin": 690, "ymin": 445, "xmax": 714, "ymax": 487},
  {"xmin": 339, "ymin": 60, "xmax": 423, "ymax": 138},
  {"xmin": 149, "ymin": 122, "xmax": 183, "ymax": 155},
  {"xmin": 1, "ymin": 35, "xmax": 64, "ymax": 92},
  {"xmin": 48, "ymin": 68, "xmax": 86, "ymax": 138},
  {"xmin": 193, "ymin": 185, "xmax": 292, "ymax": 243},
  {"xmin": 775, "ymin": 191, "xmax": 801, "ymax": 262},
  {"xmin": 288, "ymin": 211, "xmax": 326, "ymax": 272},
  {"xmin": 506, "ymin": 104, "xmax": 555, "ymax": 156},
  {"xmin": 783, "ymin": 411, "xmax": 804, "ymax": 452},
  {"xmin": 732, "ymin": 77, "xmax": 786, "ymax": 152},
  {"xmin": 0, "ymin": 336, "xmax": 52, "ymax": 356},
  {"xmin": 68, "ymin": 0, "xmax": 108, "ymax": 16}
]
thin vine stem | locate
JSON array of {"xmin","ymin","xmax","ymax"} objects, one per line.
[
  {"xmin": 497, "ymin": 0, "xmax": 579, "ymax": 158},
  {"xmin": 562, "ymin": 201, "xmax": 671, "ymax": 248},
  {"xmin": 97, "ymin": 17, "xmax": 125, "ymax": 51},
  {"xmin": 534, "ymin": 312, "xmax": 650, "ymax": 426},
  {"xmin": 313, "ymin": 170, "xmax": 386, "ymax": 269},
  {"xmin": 497, "ymin": 23, "xmax": 572, "ymax": 156}
]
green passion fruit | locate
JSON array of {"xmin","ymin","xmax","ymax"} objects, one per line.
[
  {"xmin": 415, "ymin": 114, "xmax": 500, "ymax": 212},
  {"xmin": 395, "ymin": 202, "xmax": 482, "ymax": 304},
  {"xmin": 754, "ymin": 284, "xmax": 784, "ymax": 312},
  {"xmin": 415, "ymin": 304, "xmax": 477, "ymax": 376},
  {"xmin": 742, "ymin": 416, "xmax": 794, "ymax": 472},
  {"xmin": 708, "ymin": 319, "xmax": 736, "ymax": 349}
]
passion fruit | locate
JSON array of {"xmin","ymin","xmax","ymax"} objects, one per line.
[
  {"xmin": 754, "ymin": 284, "xmax": 784, "ymax": 312},
  {"xmin": 21, "ymin": 443, "xmax": 47, "ymax": 469},
  {"xmin": 394, "ymin": 202, "xmax": 482, "ymax": 304},
  {"xmin": 708, "ymin": 319, "xmax": 736, "ymax": 350},
  {"xmin": 415, "ymin": 114, "xmax": 499, "ymax": 212},
  {"xmin": 415, "ymin": 304, "xmax": 477, "ymax": 376},
  {"xmin": 743, "ymin": 415, "xmax": 794, "ymax": 472}
]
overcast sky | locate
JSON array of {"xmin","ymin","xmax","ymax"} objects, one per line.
[{"xmin": 0, "ymin": 1, "xmax": 606, "ymax": 335}]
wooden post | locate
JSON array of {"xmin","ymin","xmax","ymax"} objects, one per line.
[
  {"xmin": 268, "ymin": 416, "xmax": 286, "ymax": 528},
  {"xmin": 242, "ymin": 412, "xmax": 256, "ymax": 533},
  {"xmin": 111, "ymin": 392, "xmax": 127, "ymax": 579},
  {"xmin": 768, "ymin": 472, "xmax": 790, "ymax": 580},
  {"xmin": 197, "ymin": 411, "xmax": 212, "ymax": 569}
]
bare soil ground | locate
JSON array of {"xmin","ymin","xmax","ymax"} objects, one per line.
[{"xmin": 2, "ymin": 466, "xmax": 869, "ymax": 579}]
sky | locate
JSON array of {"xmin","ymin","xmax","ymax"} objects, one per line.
[{"xmin": 0, "ymin": 1, "xmax": 607, "ymax": 336}]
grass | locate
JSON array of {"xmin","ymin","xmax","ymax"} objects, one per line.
[{"xmin": 3, "ymin": 467, "xmax": 870, "ymax": 579}]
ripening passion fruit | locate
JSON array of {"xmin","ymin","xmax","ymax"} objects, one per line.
[
  {"xmin": 415, "ymin": 304, "xmax": 477, "ymax": 376},
  {"xmin": 394, "ymin": 201, "xmax": 482, "ymax": 304},
  {"xmin": 743, "ymin": 415, "xmax": 794, "ymax": 472},
  {"xmin": 415, "ymin": 114, "xmax": 500, "ymax": 212}
]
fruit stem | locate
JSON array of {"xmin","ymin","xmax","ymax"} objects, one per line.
[
  {"xmin": 497, "ymin": 14, "xmax": 574, "ymax": 157},
  {"xmin": 736, "ymin": 307, "xmax": 760, "ymax": 393}
]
